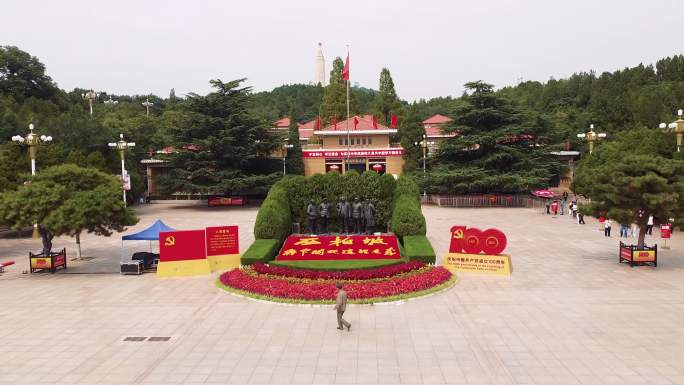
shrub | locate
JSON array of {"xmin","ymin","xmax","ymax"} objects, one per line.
[
  {"xmin": 394, "ymin": 175, "xmax": 421, "ymax": 200},
  {"xmin": 241, "ymin": 239, "xmax": 281, "ymax": 265},
  {"xmin": 253, "ymin": 185, "xmax": 291, "ymax": 240},
  {"xmin": 403, "ymin": 235, "xmax": 436, "ymax": 264},
  {"xmin": 391, "ymin": 195, "xmax": 426, "ymax": 238}
]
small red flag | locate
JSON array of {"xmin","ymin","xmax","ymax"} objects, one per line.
[
  {"xmin": 316, "ymin": 117, "xmax": 321, "ymax": 129},
  {"xmin": 333, "ymin": 115, "xmax": 337, "ymax": 129},
  {"xmin": 353, "ymin": 116, "xmax": 359, "ymax": 129},
  {"xmin": 342, "ymin": 53, "xmax": 350, "ymax": 81},
  {"xmin": 372, "ymin": 115, "xmax": 378, "ymax": 129},
  {"xmin": 391, "ymin": 115, "xmax": 398, "ymax": 129}
]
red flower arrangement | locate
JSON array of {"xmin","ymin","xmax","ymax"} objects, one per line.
[
  {"xmin": 219, "ymin": 266, "xmax": 452, "ymax": 302},
  {"xmin": 251, "ymin": 261, "xmax": 425, "ymax": 281}
]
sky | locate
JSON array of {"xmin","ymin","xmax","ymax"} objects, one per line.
[{"xmin": 2, "ymin": 0, "xmax": 683, "ymax": 101}]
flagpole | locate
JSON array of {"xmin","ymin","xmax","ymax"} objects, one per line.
[{"xmin": 346, "ymin": 45, "xmax": 351, "ymax": 172}]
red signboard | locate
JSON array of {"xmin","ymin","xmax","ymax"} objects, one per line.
[
  {"xmin": 206, "ymin": 226, "xmax": 239, "ymax": 256},
  {"xmin": 449, "ymin": 226, "xmax": 507, "ymax": 255},
  {"xmin": 277, "ymin": 235, "xmax": 401, "ymax": 260},
  {"xmin": 302, "ymin": 148, "xmax": 404, "ymax": 158},
  {"xmin": 159, "ymin": 230, "xmax": 207, "ymax": 262},
  {"xmin": 208, "ymin": 196, "xmax": 245, "ymax": 206},
  {"xmin": 661, "ymin": 224, "xmax": 671, "ymax": 239}
]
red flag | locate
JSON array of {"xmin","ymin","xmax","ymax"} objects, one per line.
[
  {"xmin": 391, "ymin": 115, "xmax": 398, "ymax": 129},
  {"xmin": 316, "ymin": 116, "xmax": 321, "ymax": 129},
  {"xmin": 342, "ymin": 53, "xmax": 350, "ymax": 81},
  {"xmin": 372, "ymin": 115, "xmax": 378, "ymax": 129},
  {"xmin": 353, "ymin": 116, "xmax": 359, "ymax": 129},
  {"xmin": 333, "ymin": 115, "xmax": 337, "ymax": 129}
]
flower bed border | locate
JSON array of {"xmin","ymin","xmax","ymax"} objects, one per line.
[
  {"xmin": 215, "ymin": 273, "xmax": 457, "ymax": 305},
  {"xmin": 251, "ymin": 261, "xmax": 425, "ymax": 281}
]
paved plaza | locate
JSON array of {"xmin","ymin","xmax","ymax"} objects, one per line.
[{"xmin": 1, "ymin": 203, "xmax": 683, "ymax": 385}]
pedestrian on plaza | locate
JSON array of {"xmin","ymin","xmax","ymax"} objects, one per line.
[
  {"xmin": 306, "ymin": 200, "xmax": 319, "ymax": 234},
  {"xmin": 560, "ymin": 199, "xmax": 566, "ymax": 216},
  {"xmin": 319, "ymin": 198, "xmax": 331, "ymax": 234},
  {"xmin": 562, "ymin": 191, "xmax": 568, "ymax": 201},
  {"xmin": 334, "ymin": 282, "xmax": 351, "ymax": 332},
  {"xmin": 578, "ymin": 212, "xmax": 585, "ymax": 224},
  {"xmin": 551, "ymin": 200, "xmax": 559, "ymax": 216},
  {"xmin": 630, "ymin": 223, "xmax": 638, "ymax": 238},
  {"xmin": 647, "ymin": 215, "xmax": 654, "ymax": 235},
  {"xmin": 571, "ymin": 202, "xmax": 578, "ymax": 218},
  {"xmin": 619, "ymin": 223, "xmax": 628, "ymax": 238},
  {"xmin": 545, "ymin": 200, "xmax": 551, "ymax": 215},
  {"xmin": 604, "ymin": 218, "xmax": 612, "ymax": 237}
]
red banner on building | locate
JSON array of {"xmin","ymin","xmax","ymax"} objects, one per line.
[
  {"xmin": 277, "ymin": 235, "xmax": 401, "ymax": 261},
  {"xmin": 206, "ymin": 226, "xmax": 239, "ymax": 256},
  {"xmin": 159, "ymin": 230, "xmax": 207, "ymax": 262},
  {"xmin": 302, "ymin": 148, "xmax": 404, "ymax": 158}
]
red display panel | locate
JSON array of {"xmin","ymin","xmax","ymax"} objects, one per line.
[
  {"xmin": 277, "ymin": 235, "xmax": 401, "ymax": 260},
  {"xmin": 159, "ymin": 230, "xmax": 207, "ymax": 262},
  {"xmin": 206, "ymin": 226, "xmax": 239, "ymax": 256}
]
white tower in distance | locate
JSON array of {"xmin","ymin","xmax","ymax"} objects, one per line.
[{"xmin": 315, "ymin": 42, "xmax": 326, "ymax": 86}]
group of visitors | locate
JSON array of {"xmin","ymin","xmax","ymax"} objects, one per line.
[
  {"xmin": 306, "ymin": 197, "xmax": 375, "ymax": 235},
  {"xmin": 603, "ymin": 215, "xmax": 653, "ymax": 238},
  {"xmin": 545, "ymin": 191, "xmax": 585, "ymax": 224}
]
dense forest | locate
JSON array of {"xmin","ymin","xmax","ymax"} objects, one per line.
[{"xmin": 1, "ymin": 44, "xmax": 683, "ymax": 197}]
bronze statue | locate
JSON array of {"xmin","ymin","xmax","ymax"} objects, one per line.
[
  {"xmin": 337, "ymin": 197, "xmax": 351, "ymax": 234},
  {"xmin": 306, "ymin": 199, "xmax": 319, "ymax": 234},
  {"xmin": 319, "ymin": 198, "xmax": 331, "ymax": 234},
  {"xmin": 352, "ymin": 197, "xmax": 363, "ymax": 234},
  {"xmin": 364, "ymin": 198, "xmax": 375, "ymax": 234}
]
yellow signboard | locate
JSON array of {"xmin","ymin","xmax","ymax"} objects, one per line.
[
  {"xmin": 442, "ymin": 252, "xmax": 512, "ymax": 276},
  {"xmin": 632, "ymin": 250, "xmax": 655, "ymax": 262}
]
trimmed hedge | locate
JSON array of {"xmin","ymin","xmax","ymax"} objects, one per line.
[
  {"xmin": 390, "ymin": 176, "xmax": 426, "ymax": 239},
  {"xmin": 253, "ymin": 185, "xmax": 291, "ymax": 241},
  {"xmin": 241, "ymin": 239, "xmax": 281, "ymax": 265},
  {"xmin": 403, "ymin": 235, "xmax": 436, "ymax": 264}
]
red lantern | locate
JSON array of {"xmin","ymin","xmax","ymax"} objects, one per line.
[
  {"xmin": 372, "ymin": 164, "xmax": 383, "ymax": 172},
  {"xmin": 329, "ymin": 164, "xmax": 340, "ymax": 172}
]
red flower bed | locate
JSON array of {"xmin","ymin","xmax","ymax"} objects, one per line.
[
  {"xmin": 219, "ymin": 266, "xmax": 452, "ymax": 301},
  {"xmin": 251, "ymin": 261, "xmax": 425, "ymax": 281}
]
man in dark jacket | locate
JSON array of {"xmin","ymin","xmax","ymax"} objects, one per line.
[
  {"xmin": 306, "ymin": 200, "xmax": 319, "ymax": 234},
  {"xmin": 351, "ymin": 197, "xmax": 363, "ymax": 234},
  {"xmin": 319, "ymin": 198, "xmax": 331, "ymax": 234}
]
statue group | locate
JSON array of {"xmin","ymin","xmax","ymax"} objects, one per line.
[{"xmin": 306, "ymin": 197, "xmax": 375, "ymax": 235}]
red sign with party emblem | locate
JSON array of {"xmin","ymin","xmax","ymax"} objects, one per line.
[
  {"xmin": 159, "ymin": 230, "xmax": 207, "ymax": 262},
  {"xmin": 449, "ymin": 226, "xmax": 507, "ymax": 255},
  {"xmin": 277, "ymin": 235, "xmax": 401, "ymax": 261}
]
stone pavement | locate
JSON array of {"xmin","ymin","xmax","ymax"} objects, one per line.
[{"xmin": 1, "ymin": 203, "xmax": 683, "ymax": 385}]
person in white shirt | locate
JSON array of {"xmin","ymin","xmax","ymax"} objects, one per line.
[
  {"xmin": 631, "ymin": 223, "xmax": 638, "ymax": 238},
  {"xmin": 604, "ymin": 218, "xmax": 612, "ymax": 237},
  {"xmin": 646, "ymin": 215, "xmax": 654, "ymax": 235}
]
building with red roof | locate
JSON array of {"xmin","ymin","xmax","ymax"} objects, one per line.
[{"xmin": 422, "ymin": 114, "xmax": 457, "ymax": 153}]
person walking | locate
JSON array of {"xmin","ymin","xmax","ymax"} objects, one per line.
[
  {"xmin": 578, "ymin": 212, "xmax": 585, "ymax": 224},
  {"xmin": 604, "ymin": 218, "xmax": 612, "ymax": 237},
  {"xmin": 334, "ymin": 283, "xmax": 351, "ymax": 332},
  {"xmin": 620, "ymin": 223, "xmax": 628, "ymax": 238},
  {"xmin": 545, "ymin": 200, "xmax": 551, "ymax": 215},
  {"xmin": 571, "ymin": 201, "xmax": 578, "ymax": 218},
  {"xmin": 551, "ymin": 200, "xmax": 559, "ymax": 216},
  {"xmin": 630, "ymin": 223, "xmax": 638, "ymax": 238},
  {"xmin": 647, "ymin": 215, "xmax": 654, "ymax": 235},
  {"xmin": 560, "ymin": 199, "xmax": 566, "ymax": 216}
]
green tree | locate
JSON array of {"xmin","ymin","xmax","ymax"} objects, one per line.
[
  {"xmin": 572, "ymin": 128, "xmax": 684, "ymax": 247},
  {"xmin": 0, "ymin": 46, "xmax": 59, "ymax": 101},
  {"xmin": 0, "ymin": 164, "xmax": 137, "ymax": 257},
  {"xmin": 426, "ymin": 81, "xmax": 561, "ymax": 194},
  {"xmin": 157, "ymin": 79, "xmax": 281, "ymax": 195},
  {"xmin": 373, "ymin": 68, "xmax": 401, "ymax": 124},
  {"xmin": 0, "ymin": 142, "xmax": 26, "ymax": 192},
  {"xmin": 286, "ymin": 107, "xmax": 303, "ymax": 174},
  {"xmin": 320, "ymin": 57, "xmax": 357, "ymax": 123},
  {"xmin": 398, "ymin": 105, "xmax": 424, "ymax": 172}
]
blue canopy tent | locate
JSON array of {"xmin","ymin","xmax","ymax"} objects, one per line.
[{"xmin": 121, "ymin": 220, "xmax": 175, "ymax": 258}]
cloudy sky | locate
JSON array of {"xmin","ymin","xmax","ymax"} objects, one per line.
[{"xmin": 2, "ymin": 0, "xmax": 682, "ymax": 101}]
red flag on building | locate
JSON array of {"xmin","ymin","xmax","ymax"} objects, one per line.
[
  {"xmin": 353, "ymin": 116, "xmax": 359, "ymax": 129},
  {"xmin": 372, "ymin": 115, "xmax": 378, "ymax": 129},
  {"xmin": 391, "ymin": 114, "xmax": 398, "ymax": 129},
  {"xmin": 342, "ymin": 53, "xmax": 350, "ymax": 81},
  {"xmin": 316, "ymin": 116, "xmax": 322, "ymax": 129},
  {"xmin": 333, "ymin": 115, "xmax": 337, "ymax": 129}
]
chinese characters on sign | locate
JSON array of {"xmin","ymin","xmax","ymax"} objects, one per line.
[
  {"xmin": 301, "ymin": 149, "xmax": 404, "ymax": 158},
  {"xmin": 444, "ymin": 225, "xmax": 512, "ymax": 275},
  {"xmin": 206, "ymin": 226, "xmax": 239, "ymax": 256},
  {"xmin": 442, "ymin": 253, "xmax": 512, "ymax": 275},
  {"xmin": 277, "ymin": 235, "xmax": 401, "ymax": 261}
]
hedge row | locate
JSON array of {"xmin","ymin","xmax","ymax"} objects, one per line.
[
  {"xmin": 253, "ymin": 184, "xmax": 291, "ymax": 241},
  {"xmin": 403, "ymin": 235, "xmax": 436, "ymax": 264},
  {"xmin": 390, "ymin": 176, "xmax": 426, "ymax": 239},
  {"xmin": 241, "ymin": 239, "xmax": 281, "ymax": 265}
]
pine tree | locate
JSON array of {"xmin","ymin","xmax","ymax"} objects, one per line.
[
  {"xmin": 373, "ymin": 68, "xmax": 401, "ymax": 124},
  {"xmin": 286, "ymin": 107, "xmax": 303, "ymax": 174},
  {"xmin": 320, "ymin": 57, "xmax": 357, "ymax": 124},
  {"xmin": 398, "ymin": 105, "xmax": 424, "ymax": 172}
]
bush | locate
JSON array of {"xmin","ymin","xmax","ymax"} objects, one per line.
[
  {"xmin": 394, "ymin": 175, "xmax": 421, "ymax": 200},
  {"xmin": 391, "ymin": 195, "xmax": 426, "ymax": 238},
  {"xmin": 403, "ymin": 235, "xmax": 436, "ymax": 264},
  {"xmin": 253, "ymin": 185, "xmax": 291, "ymax": 240},
  {"xmin": 241, "ymin": 239, "xmax": 281, "ymax": 265}
]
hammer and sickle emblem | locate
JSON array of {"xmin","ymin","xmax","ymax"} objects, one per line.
[
  {"xmin": 164, "ymin": 236, "xmax": 176, "ymax": 246},
  {"xmin": 453, "ymin": 229, "xmax": 464, "ymax": 239}
]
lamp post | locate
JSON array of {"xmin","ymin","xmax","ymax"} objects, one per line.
[
  {"xmin": 282, "ymin": 140, "xmax": 294, "ymax": 176},
  {"xmin": 104, "ymin": 96, "xmax": 119, "ymax": 106},
  {"xmin": 659, "ymin": 109, "xmax": 684, "ymax": 152},
  {"xmin": 12, "ymin": 123, "xmax": 53, "ymax": 238},
  {"xmin": 142, "ymin": 98, "xmax": 154, "ymax": 117},
  {"xmin": 577, "ymin": 124, "xmax": 607, "ymax": 154},
  {"xmin": 108, "ymin": 134, "xmax": 135, "ymax": 206},
  {"xmin": 82, "ymin": 90, "xmax": 97, "ymax": 117},
  {"xmin": 414, "ymin": 134, "xmax": 435, "ymax": 196}
]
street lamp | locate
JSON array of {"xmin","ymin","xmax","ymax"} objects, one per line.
[
  {"xmin": 104, "ymin": 96, "xmax": 119, "ymax": 106},
  {"xmin": 108, "ymin": 134, "xmax": 136, "ymax": 206},
  {"xmin": 82, "ymin": 90, "xmax": 98, "ymax": 117},
  {"xmin": 12, "ymin": 123, "xmax": 53, "ymax": 238},
  {"xmin": 577, "ymin": 124, "xmax": 607, "ymax": 154},
  {"xmin": 414, "ymin": 134, "xmax": 435, "ymax": 196},
  {"xmin": 282, "ymin": 140, "xmax": 294, "ymax": 176},
  {"xmin": 659, "ymin": 109, "xmax": 684, "ymax": 152},
  {"xmin": 142, "ymin": 98, "xmax": 154, "ymax": 117}
]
